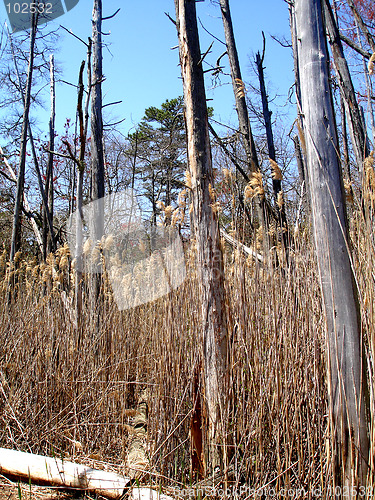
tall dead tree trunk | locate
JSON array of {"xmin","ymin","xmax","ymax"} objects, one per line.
[
  {"xmin": 219, "ymin": 0, "xmax": 269, "ymax": 242},
  {"xmin": 174, "ymin": 0, "xmax": 229, "ymax": 472},
  {"xmin": 294, "ymin": 0, "xmax": 369, "ymax": 491},
  {"xmin": 219, "ymin": 0, "xmax": 258, "ymax": 173},
  {"xmin": 7, "ymin": 25, "xmax": 55, "ymax": 258},
  {"xmin": 323, "ymin": 0, "xmax": 369, "ymax": 174},
  {"xmin": 340, "ymin": 96, "xmax": 351, "ymax": 183},
  {"xmin": 90, "ymin": 0, "xmax": 105, "ymax": 310},
  {"xmin": 91, "ymin": 0, "xmax": 105, "ymax": 211},
  {"xmin": 255, "ymin": 41, "xmax": 289, "ymax": 254},
  {"xmin": 346, "ymin": 0, "xmax": 375, "ymax": 53},
  {"xmin": 76, "ymin": 60, "xmax": 87, "ymax": 338},
  {"xmin": 10, "ymin": 14, "xmax": 37, "ymax": 262},
  {"xmin": 43, "ymin": 54, "xmax": 56, "ymax": 259}
]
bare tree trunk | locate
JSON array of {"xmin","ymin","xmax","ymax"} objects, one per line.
[
  {"xmin": 289, "ymin": 3, "xmax": 302, "ymax": 108},
  {"xmin": 10, "ymin": 14, "xmax": 37, "ymax": 262},
  {"xmin": 174, "ymin": 0, "xmax": 228, "ymax": 472},
  {"xmin": 292, "ymin": 135, "xmax": 308, "ymax": 221},
  {"xmin": 294, "ymin": 0, "xmax": 369, "ymax": 492},
  {"xmin": 323, "ymin": 0, "xmax": 370, "ymax": 174},
  {"xmin": 7, "ymin": 25, "xmax": 55, "ymax": 258},
  {"xmin": 340, "ymin": 96, "xmax": 351, "ymax": 182},
  {"xmin": 292, "ymin": 135, "xmax": 306, "ymax": 186},
  {"xmin": 75, "ymin": 60, "xmax": 87, "ymax": 339},
  {"xmin": 74, "ymin": 41, "xmax": 92, "ymax": 336},
  {"xmin": 219, "ymin": 0, "xmax": 268, "ymax": 242},
  {"xmin": 43, "ymin": 54, "xmax": 56, "ymax": 259},
  {"xmin": 346, "ymin": 0, "xmax": 375, "ymax": 53},
  {"xmin": 219, "ymin": 0, "xmax": 258, "ymax": 173},
  {"xmin": 90, "ymin": 0, "xmax": 105, "ymax": 314},
  {"xmin": 255, "ymin": 42, "xmax": 289, "ymax": 254},
  {"xmin": 0, "ymin": 144, "xmax": 43, "ymax": 254},
  {"xmin": 354, "ymin": 20, "xmax": 375, "ymax": 149},
  {"xmin": 91, "ymin": 0, "xmax": 105, "ymax": 215}
]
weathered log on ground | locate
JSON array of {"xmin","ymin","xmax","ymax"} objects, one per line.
[
  {"xmin": 126, "ymin": 390, "xmax": 150, "ymax": 480},
  {"xmin": 0, "ymin": 448, "xmax": 174, "ymax": 499},
  {"xmin": 0, "ymin": 448, "xmax": 129, "ymax": 498}
]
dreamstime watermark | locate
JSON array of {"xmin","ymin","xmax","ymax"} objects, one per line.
[
  {"xmin": 66, "ymin": 189, "xmax": 186, "ymax": 311},
  {"xmin": 4, "ymin": 0, "xmax": 80, "ymax": 32}
]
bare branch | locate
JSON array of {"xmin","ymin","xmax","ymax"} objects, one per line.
[
  {"xmin": 198, "ymin": 17, "xmax": 226, "ymax": 46},
  {"xmin": 198, "ymin": 41, "xmax": 214, "ymax": 66},
  {"xmin": 102, "ymin": 100, "xmax": 122, "ymax": 109},
  {"xmin": 164, "ymin": 12, "xmax": 176, "ymax": 26},
  {"xmin": 102, "ymin": 8, "xmax": 120, "ymax": 21},
  {"xmin": 339, "ymin": 33, "xmax": 372, "ymax": 59},
  {"xmin": 60, "ymin": 25, "xmax": 89, "ymax": 47}
]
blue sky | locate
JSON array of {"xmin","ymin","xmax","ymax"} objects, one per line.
[{"xmin": 0, "ymin": 0, "xmax": 295, "ymax": 137}]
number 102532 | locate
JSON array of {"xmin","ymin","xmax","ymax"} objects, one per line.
[{"xmin": 5, "ymin": 2, "xmax": 53, "ymax": 15}]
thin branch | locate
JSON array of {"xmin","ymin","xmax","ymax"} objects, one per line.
[
  {"xmin": 270, "ymin": 33, "xmax": 292, "ymax": 48},
  {"xmin": 60, "ymin": 25, "xmax": 89, "ymax": 47},
  {"xmin": 198, "ymin": 16, "xmax": 226, "ymax": 46},
  {"xmin": 164, "ymin": 12, "xmax": 176, "ymax": 26},
  {"xmin": 0, "ymin": 169, "xmax": 16, "ymax": 183},
  {"xmin": 103, "ymin": 118, "xmax": 126, "ymax": 128},
  {"xmin": 260, "ymin": 31, "xmax": 266, "ymax": 65},
  {"xmin": 208, "ymin": 122, "xmax": 249, "ymax": 182},
  {"xmin": 216, "ymin": 51, "xmax": 227, "ymax": 68},
  {"xmin": 198, "ymin": 41, "xmax": 214, "ymax": 66},
  {"xmin": 102, "ymin": 100, "xmax": 122, "ymax": 109},
  {"xmin": 62, "ymin": 139, "xmax": 81, "ymax": 169},
  {"xmin": 60, "ymin": 79, "xmax": 80, "ymax": 90},
  {"xmin": 339, "ymin": 33, "xmax": 371, "ymax": 59},
  {"xmin": 102, "ymin": 8, "xmax": 120, "ymax": 21}
]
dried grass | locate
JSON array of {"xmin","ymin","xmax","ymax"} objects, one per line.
[{"xmin": 0, "ymin": 176, "xmax": 374, "ymax": 498}]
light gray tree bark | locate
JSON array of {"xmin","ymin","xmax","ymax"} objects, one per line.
[
  {"xmin": 294, "ymin": 0, "xmax": 369, "ymax": 491},
  {"xmin": 90, "ymin": 0, "xmax": 105, "ymax": 313},
  {"xmin": 174, "ymin": 0, "xmax": 229, "ymax": 473}
]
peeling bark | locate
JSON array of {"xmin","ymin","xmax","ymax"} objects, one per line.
[
  {"xmin": 294, "ymin": 0, "xmax": 369, "ymax": 490},
  {"xmin": 174, "ymin": 0, "xmax": 229, "ymax": 471}
]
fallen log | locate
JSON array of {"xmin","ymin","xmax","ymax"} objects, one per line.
[
  {"xmin": 126, "ymin": 389, "xmax": 150, "ymax": 480},
  {"xmin": 220, "ymin": 228, "xmax": 264, "ymax": 263},
  {"xmin": 0, "ymin": 448, "xmax": 174, "ymax": 499}
]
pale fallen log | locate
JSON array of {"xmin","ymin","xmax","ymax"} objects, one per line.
[
  {"xmin": 0, "ymin": 448, "xmax": 174, "ymax": 499},
  {"xmin": 220, "ymin": 228, "xmax": 264, "ymax": 263}
]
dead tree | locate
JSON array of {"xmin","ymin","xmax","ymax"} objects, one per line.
[
  {"xmin": 90, "ymin": 0, "xmax": 105, "ymax": 310},
  {"xmin": 219, "ymin": 0, "xmax": 269, "ymax": 241},
  {"xmin": 346, "ymin": 0, "xmax": 375, "ymax": 53},
  {"xmin": 323, "ymin": 0, "xmax": 370, "ymax": 174},
  {"xmin": 43, "ymin": 54, "xmax": 56, "ymax": 259},
  {"xmin": 255, "ymin": 38, "xmax": 289, "ymax": 255},
  {"xmin": 10, "ymin": 14, "xmax": 37, "ymax": 262},
  {"xmin": 294, "ymin": 0, "xmax": 369, "ymax": 490},
  {"xmin": 76, "ymin": 60, "xmax": 87, "ymax": 337},
  {"xmin": 174, "ymin": 0, "xmax": 229, "ymax": 472},
  {"xmin": 91, "ymin": 0, "xmax": 105, "ymax": 209},
  {"xmin": 219, "ymin": 0, "xmax": 259, "ymax": 173},
  {"xmin": 7, "ymin": 24, "xmax": 55, "ymax": 258}
]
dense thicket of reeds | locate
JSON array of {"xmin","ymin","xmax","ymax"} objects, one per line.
[{"xmin": 0, "ymin": 163, "xmax": 374, "ymax": 497}]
